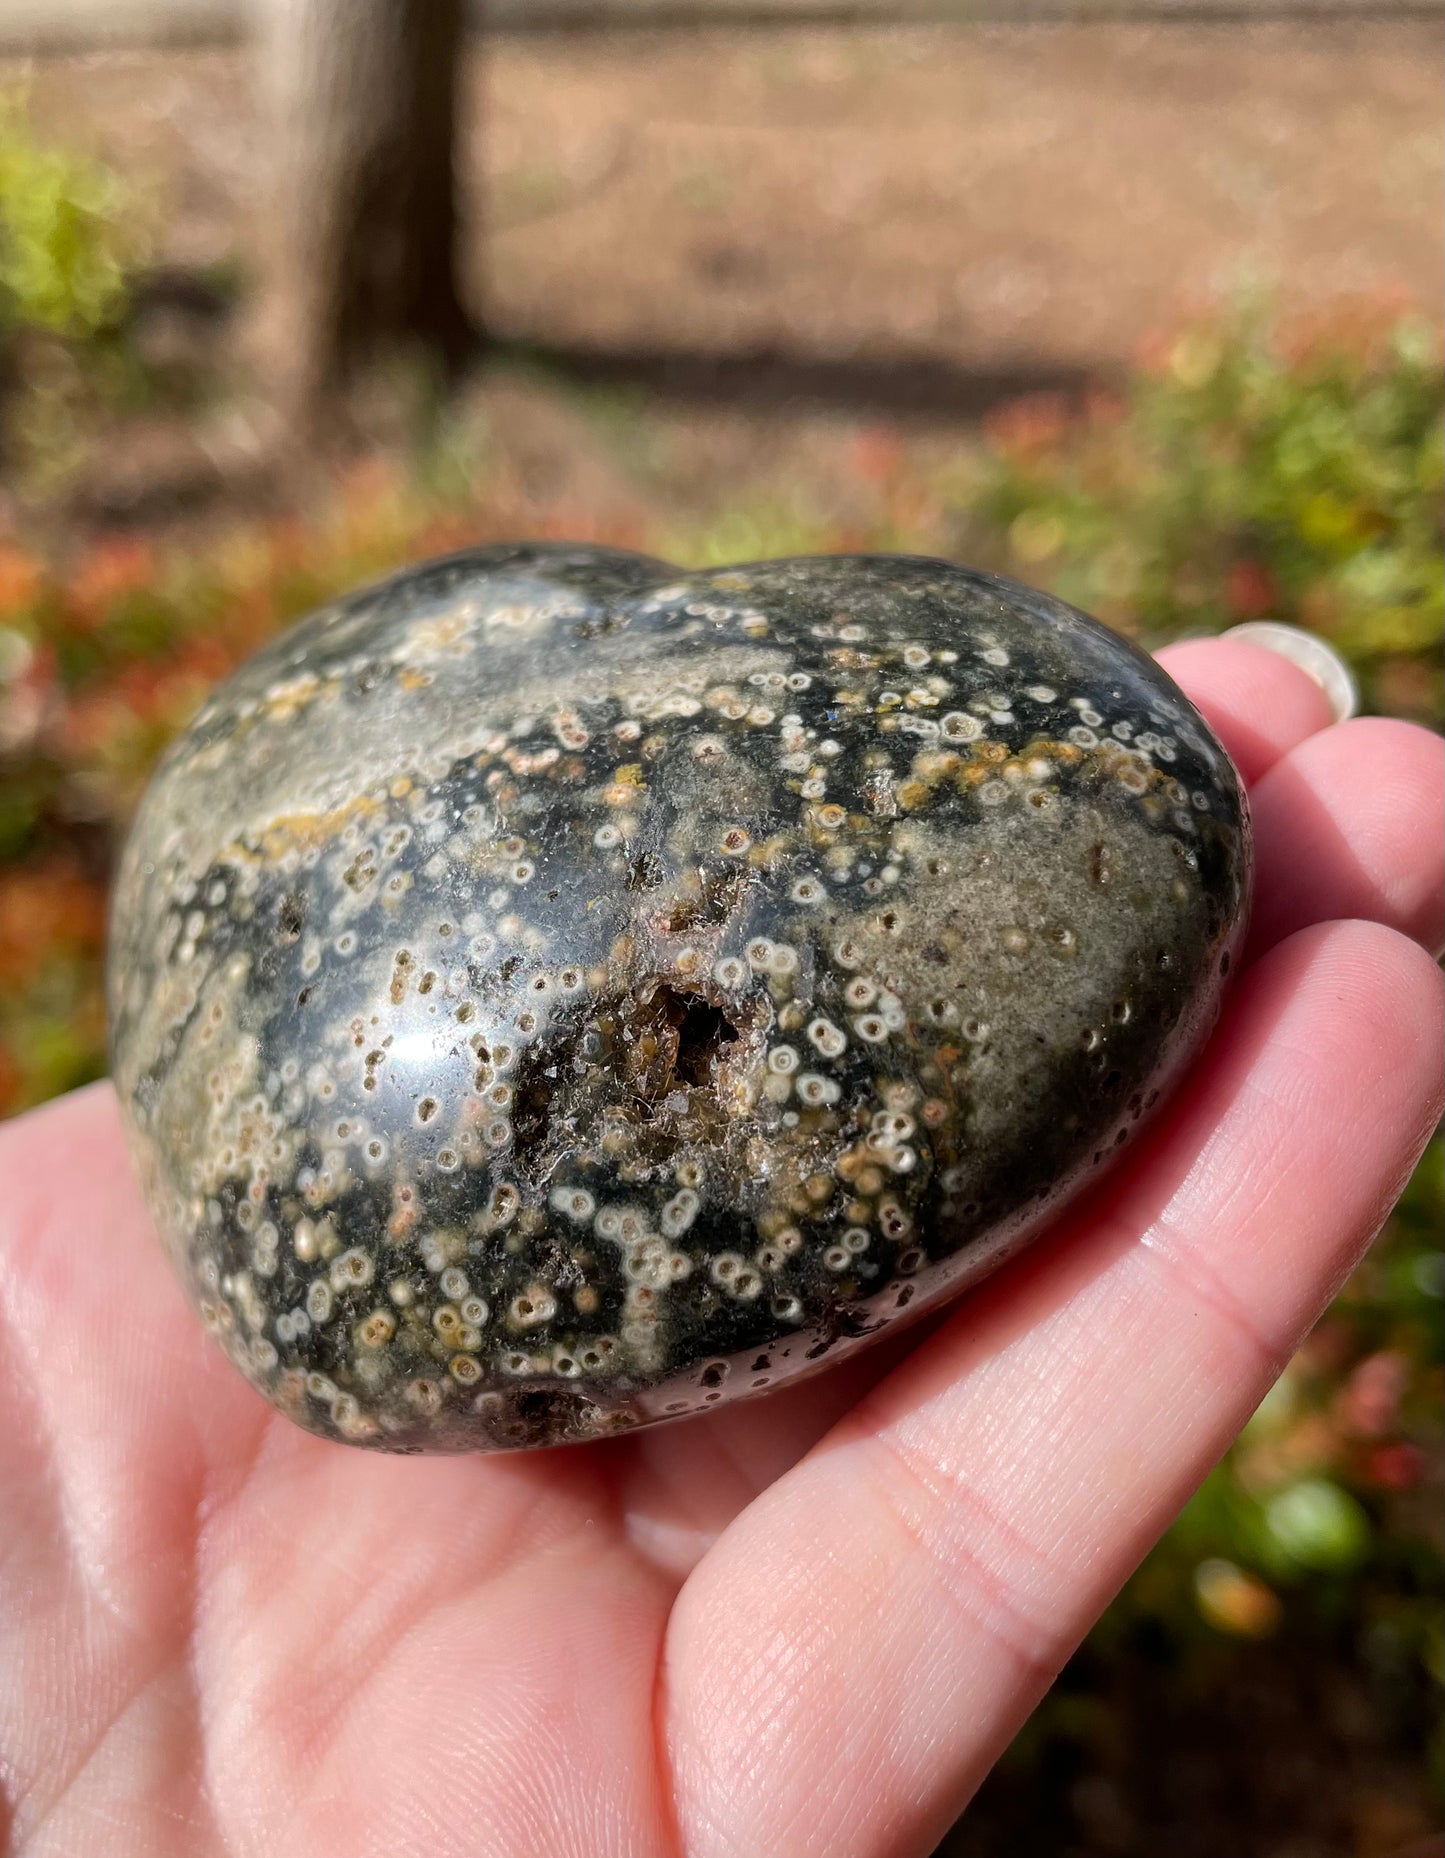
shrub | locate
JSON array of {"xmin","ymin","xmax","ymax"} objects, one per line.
[
  {"xmin": 970, "ymin": 300, "xmax": 1444, "ymax": 726},
  {"xmin": 0, "ymin": 90, "xmax": 141, "ymax": 345}
]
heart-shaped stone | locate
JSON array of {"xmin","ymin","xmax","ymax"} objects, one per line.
[{"xmin": 109, "ymin": 547, "xmax": 1250, "ymax": 1451}]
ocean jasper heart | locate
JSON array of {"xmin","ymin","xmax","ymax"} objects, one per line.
[{"xmin": 108, "ymin": 547, "xmax": 1251, "ymax": 1451}]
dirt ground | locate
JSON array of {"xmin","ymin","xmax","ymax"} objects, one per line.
[
  {"xmin": 478, "ymin": 22, "xmax": 1442, "ymax": 374},
  {"xmin": 8, "ymin": 19, "xmax": 1441, "ymax": 537},
  {"xmin": 19, "ymin": 20, "xmax": 1443, "ymax": 371}
]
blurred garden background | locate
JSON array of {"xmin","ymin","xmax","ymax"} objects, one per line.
[{"xmin": 0, "ymin": 4, "xmax": 1440, "ymax": 1851}]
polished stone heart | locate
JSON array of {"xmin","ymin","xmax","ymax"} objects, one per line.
[{"xmin": 109, "ymin": 546, "xmax": 1250, "ymax": 1452}]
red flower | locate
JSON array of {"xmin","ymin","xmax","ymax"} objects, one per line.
[
  {"xmin": 1226, "ymin": 558, "xmax": 1277, "ymax": 620},
  {"xmin": 1361, "ymin": 1441, "xmax": 1425, "ymax": 1491},
  {"xmin": 1336, "ymin": 1349, "xmax": 1410, "ymax": 1440}
]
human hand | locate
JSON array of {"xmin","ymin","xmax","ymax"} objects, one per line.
[{"xmin": 1, "ymin": 636, "xmax": 1440, "ymax": 1858}]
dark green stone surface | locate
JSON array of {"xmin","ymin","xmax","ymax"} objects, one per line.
[{"xmin": 108, "ymin": 547, "xmax": 1251, "ymax": 1452}]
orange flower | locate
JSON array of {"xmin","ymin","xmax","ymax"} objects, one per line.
[
  {"xmin": 266, "ymin": 517, "xmax": 314, "ymax": 576},
  {"xmin": 167, "ymin": 636, "xmax": 234, "ymax": 686},
  {"xmin": 64, "ymin": 537, "xmax": 158, "ymax": 629},
  {"xmin": 0, "ymin": 862, "xmax": 107, "ymax": 991},
  {"xmin": 0, "ymin": 544, "xmax": 43, "ymax": 616},
  {"xmin": 338, "ymin": 455, "xmax": 403, "ymax": 511},
  {"xmin": 851, "ymin": 426, "xmax": 906, "ymax": 486},
  {"xmin": 55, "ymin": 688, "xmax": 125, "ymax": 762},
  {"xmin": 1134, "ymin": 328, "xmax": 1172, "ymax": 373},
  {"xmin": 984, "ymin": 393, "xmax": 1070, "ymax": 461},
  {"xmin": 106, "ymin": 645, "xmax": 226, "ymax": 737},
  {"xmin": 1281, "ymin": 288, "xmax": 1426, "ymax": 369}
]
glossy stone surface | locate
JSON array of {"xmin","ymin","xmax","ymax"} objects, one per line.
[{"xmin": 109, "ymin": 546, "xmax": 1251, "ymax": 1452}]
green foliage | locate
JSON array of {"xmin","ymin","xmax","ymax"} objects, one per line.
[
  {"xmin": 0, "ymin": 91, "xmax": 141, "ymax": 344},
  {"xmin": 0, "ymin": 95, "xmax": 159, "ymax": 503},
  {"xmin": 972, "ymin": 303, "xmax": 1445, "ymax": 724}
]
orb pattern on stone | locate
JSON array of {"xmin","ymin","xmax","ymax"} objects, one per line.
[{"xmin": 108, "ymin": 546, "xmax": 1251, "ymax": 1451}]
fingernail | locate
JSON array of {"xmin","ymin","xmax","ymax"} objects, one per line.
[{"xmin": 1222, "ymin": 621, "xmax": 1358, "ymax": 724}]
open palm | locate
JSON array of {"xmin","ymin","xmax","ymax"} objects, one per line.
[{"xmin": 2, "ymin": 636, "xmax": 1441, "ymax": 1858}]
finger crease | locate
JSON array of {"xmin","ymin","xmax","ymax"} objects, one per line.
[
  {"xmin": 859, "ymin": 1432, "xmax": 1060, "ymax": 1690},
  {"xmin": 1137, "ymin": 1211, "xmax": 1286, "ymax": 1380}
]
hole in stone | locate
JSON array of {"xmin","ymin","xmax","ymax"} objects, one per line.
[
  {"xmin": 503, "ymin": 1388, "xmax": 595, "ymax": 1445},
  {"xmin": 277, "ymin": 891, "xmax": 308, "ymax": 940},
  {"xmin": 626, "ymin": 849, "xmax": 664, "ymax": 891},
  {"xmin": 509, "ymin": 983, "xmax": 746, "ymax": 1183},
  {"xmin": 656, "ymin": 865, "xmax": 748, "ymax": 934},
  {"xmin": 664, "ymin": 991, "xmax": 739, "ymax": 1089},
  {"xmin": 510, "ymin": 1046, "xmax": 569, "ymax": 1173}
]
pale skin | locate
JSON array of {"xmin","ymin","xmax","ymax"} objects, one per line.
[{"xmin": 1, "ymin": 638, "xmax": 1442, "ymax": 1858}]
